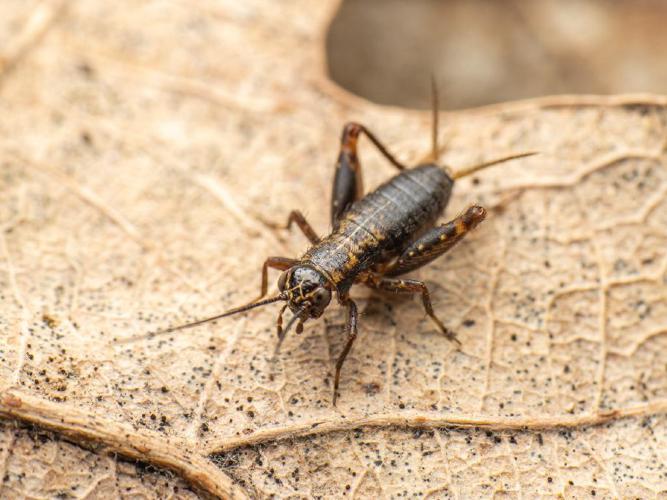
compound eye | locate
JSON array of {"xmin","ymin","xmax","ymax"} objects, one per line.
[
  {"xmin": 277, "ymin": 271, "xmax": 288, "ymax": 291},
  {"xmin": 313, "ymin": 288, "xmax": 331, "ymax": 306}
]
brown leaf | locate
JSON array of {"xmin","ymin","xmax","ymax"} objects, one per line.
[{"xmin": 1, "ymin": 1, "xmax": 667, "ymax": 498}]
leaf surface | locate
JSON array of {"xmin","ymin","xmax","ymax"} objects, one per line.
[{"xmin": 1, "ymin": 1, "xmax": 667, "ymax": 498}]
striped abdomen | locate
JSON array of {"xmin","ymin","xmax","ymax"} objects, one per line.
[{"xmin": 304, "ymin": 164, "xmax": 453, "ymax": 291}]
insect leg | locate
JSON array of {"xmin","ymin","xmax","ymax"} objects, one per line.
[
  {"xmin": 286, "ymin": 210, "xmax": 320, "ymax": 244},
  {"xmin": 331, "ymin": 122, "xmax": 408, "ymax": 226},
  {"xmin": 275, "ymin": 303, "xmax": 287, "ymax": 338},
  {"xmin": 257, "ymin": 256, "xmax": 296, "ymax": 301},
  {"xmin": 369, "ymin": 278, "xmax": 460, "ymax": 346},
  {"xmin": 332, "ymin": 298, "xmax": 358, "ymax": 406},
  {"xmin": 385, "ymin": 205, "xmax": 487, "ymax": 276}
]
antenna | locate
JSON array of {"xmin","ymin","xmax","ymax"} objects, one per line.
[
  {"xmin": 154, "ymin": 293, "xmax": 285, "ymax": 335},
  {"xmin": 452, "ymin": 151, "xmax": 538, "ymax": 180},
  {"xmin": 420, "ymin": 77, "xmax": 537, "ymax": 177},
  {"xmin": 431, "ymin": 74, "xmax": 439, "ymax": 163},
  {"xmin": 416, "ymin": 75, "xmax": 444, "ymax": 165}
]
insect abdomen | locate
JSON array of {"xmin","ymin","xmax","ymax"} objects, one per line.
[
  {"xmin": 354, "ymin": 164, "xmax": 453, "ymax": 243},
  {"xmin": 304, "ymin": 164, "xmax": 453, "ymax": 288}
]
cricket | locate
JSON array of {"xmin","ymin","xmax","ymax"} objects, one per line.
[{"xmin": 158, "ymin": 83, "xmax": 535, "ymax": 405}]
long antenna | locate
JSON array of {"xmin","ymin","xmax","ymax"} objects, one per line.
[
  {"xmin": 415, "ymin": 75, "xmax": 443, "ymax": 165},
  {"xmin": 452, "ymin": 151, "xmax": 538, "ymax": 180},
  {"xmin": 431, "ymin": 74, "xmax": 439, "ymax": 163},
  {"xmin": 422, "ymin": 77, "xmax": 537, "ymax": 176},
  {"xmin": 154, "ymin": 294, "xmax": 285, "ymax": 335}
]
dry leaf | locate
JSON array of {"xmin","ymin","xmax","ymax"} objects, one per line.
[{"xmin": 1, "ymin": 1, "xmax": 667, "ymax": 498}]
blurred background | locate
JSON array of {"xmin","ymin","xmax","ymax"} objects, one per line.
[{"xmin": 327, "ymin": 0, "xmax": 667, "ymax": 109}]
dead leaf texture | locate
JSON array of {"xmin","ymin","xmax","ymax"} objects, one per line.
[{"xmin": 1, "ymin": 0, "xmax": 667, "ymax": 498}]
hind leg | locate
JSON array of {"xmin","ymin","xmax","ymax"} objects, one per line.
[
  {"xmin": 385, "ymin": 205, "xmax": 487, "ymax": 276},
  {"xmin": 331, "ymin": 122, "xmax": 408, "ymax": 227}
]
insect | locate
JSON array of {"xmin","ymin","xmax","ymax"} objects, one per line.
[{"xmin": 158, "ymin": 85, "xmax": 534, "ymax": 405}]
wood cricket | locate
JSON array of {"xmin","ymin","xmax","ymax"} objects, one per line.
[{"xmin": 158, "ymin": 84, "xmax": 535, "ymax": 405}]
